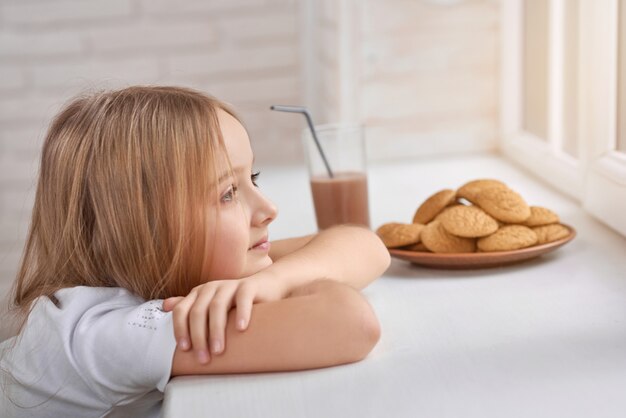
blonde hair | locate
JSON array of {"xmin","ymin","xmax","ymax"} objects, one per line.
[{"xmin": 10, "ymin": 85, "xmax": 238, "ymax": 316}]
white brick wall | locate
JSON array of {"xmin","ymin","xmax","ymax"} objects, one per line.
[
  {"xmin": 0, "ymin": 0, "xmax": 500, "ymax": 301},
  {"xmin": 2, "ymin": 0, "xmax": 134, "ymax": 25},
  {"xmin": 361, "ymin": 0, "xmax": 499, "ymax": 159},
  {"xmin": 317, "ymin": 0, "xmax": 341, "ymax": 123},
  {"xmin": 0, "ymin": 0, "xmax": 304, "ymax": 296},
  {"xmin": 307, "ymin": 0, "xmax": 499, "ymax": 159}
]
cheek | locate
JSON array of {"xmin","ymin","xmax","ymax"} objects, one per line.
[{"xmin": 203, "ymin": 209, "xmax": 249, "ymax": 280}]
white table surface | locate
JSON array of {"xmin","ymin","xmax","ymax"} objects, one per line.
[{"xmin": 163, "ymin": 153, "xmax": 626, "ymax": 418}]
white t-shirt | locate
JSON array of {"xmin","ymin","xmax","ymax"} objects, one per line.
[{"xmin": 0, "ymin": 286, "xmax": 177, "ymax": 418}]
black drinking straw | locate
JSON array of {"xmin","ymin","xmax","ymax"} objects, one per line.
[{"xmin": 270, "ymin": 105, "xmax": 334, "ymax": 178}]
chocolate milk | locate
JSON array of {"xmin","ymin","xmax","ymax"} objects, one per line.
[{"xmin": 310, "ymin": 171, "xmax": 370, "ymax": 230}]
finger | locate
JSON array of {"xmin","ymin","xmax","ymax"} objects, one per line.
[
  {"xmin": 162, "ymin": 296, "xmax": 184, "ymax": 312},
  {"xmin": 189, "ymin": 286, "xmax": 217, "ymax": 364},
  {"xmin": 235, "ymin": 284, "xmax": 255, "ymax": 331},
  {"xmin": 208, "ymin": 287, "xmax": 236, "ymax": 355},
  {"xmin": 171, "ymin": 293, "xmax": 198, "ymax": 352}
]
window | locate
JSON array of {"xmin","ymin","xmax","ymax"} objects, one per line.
[
  {"xmin": 618, "ymin": 0, "xmax": 626, "ymax": 153},
  {"xmin": 501, "ymin": 0, "xmax": 626, "ymax": 236},
  {"xmin": 522, "ymin": 0, "xmax": 549, "ymax": 141}
]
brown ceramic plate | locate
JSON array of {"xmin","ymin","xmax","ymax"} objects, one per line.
[{"xmin": 388, "ymin": 224, "xmax": 576, "ymax": 269}]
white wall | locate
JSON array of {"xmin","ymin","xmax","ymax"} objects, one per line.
[
  {"xmin": 0, "ymin": 0, "xmax": 500, "ymax": 299},
  {"xmin": 308, "ymin": 0, "xmax": 500, "ymax": 159},
  {"xmin": 361, "ymin": 0, "xmax": 499, "ymax": 160},
  {"xmin": 0, "ymin": 0, "xmax": 304, "ymax": 297}
]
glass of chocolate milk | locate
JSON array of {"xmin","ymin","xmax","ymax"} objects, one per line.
[{"xmin": 302, "ymin": 124, "xmax": 370, "ymax": 230}]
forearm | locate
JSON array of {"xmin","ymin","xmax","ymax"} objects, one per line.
[
  {"xmin": 265, "ymin": 225, "xmax": 390, "ymax": 291},
  {"xmin": 166, "ymin": 229, "xmax": 387, "ymax": 363},
  {"xmin": 269, "ymin": 235, "xmax": 314, "ymax": 261},
  {"xmin": 171, "ymin": 279, "xmax": 381, "ymax": 376}
]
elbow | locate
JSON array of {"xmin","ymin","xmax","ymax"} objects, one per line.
[
  {"xmin": 353, "ymin": 299, "xmax": 381, "ymax": 361},
  {"xmin": 377, "ymin": 240, "xmax": 391, "ymax": 275},
  {"xmin": 327, "ymin": 283, "xmax": 381, "ymax": 363},
  {"xmin": 338, "ymin": 224, "xmax": 392, "ymax": 276},
  {"xmin": 363, "ymin": 226, "xmax": 392, "ymax": 276}
]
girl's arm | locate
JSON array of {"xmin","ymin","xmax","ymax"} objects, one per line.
[
  {"xmin": 264, "ymin": 225, "xmax": 390, "ymax": 291},
  {"xmin": 170, "ymin": 279, "xmax": 381, "ymax": 376},
  {"xmin": 268, "ymin": 235, "xmax": 314, "ymax": 261},
  {"xmin": 164, "ymin": 225, "xmax": 389, "ymax": 362}
]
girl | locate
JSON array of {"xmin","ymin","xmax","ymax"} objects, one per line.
[{"xmin": 0, "ymin": 86, "xmax": 390, "ymax": 417}]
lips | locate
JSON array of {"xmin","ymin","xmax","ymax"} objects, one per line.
[{"xmin": 249, "ymin": 235, "xmax": 269, "ymax": 250}]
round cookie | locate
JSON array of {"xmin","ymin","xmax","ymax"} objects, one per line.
[
  {"xmin": 473, "ymin": 187, "xmax": 531, "ymax": 223},
  {"xmin": 376, "ymin": 222, "xmax": 424, "ymax": 248},
  {"xmin": 437, "ymin": 205, "xmax": 499, "ymax": 238},
  {"xmin": 433, "ymin": 203, "xmax": 463, "ymax": 221},
  {"xmin": 477, "ymin": 225, "xmax": 538, "ymax": 252},
  {"xmin": 532, "ymin": 224, "xmax": 570, "ymax": 245},
  {"xmin": 521, "ymin": 206, "xmax": 560, "ymax": 227},
  {"xmin": 457, "ymin": 179, "xmax": 507, "ymax": 203},
  {"xmin": 403, "ymin": 242, "xmax": 430, "ymax": 252},
  {"xmin": 420, "ymin": 220, "xmax": 477, "ymax": 253},
  {"xmin": 412, "ymin": 189, "xmax": 456, "ymax": 224}
]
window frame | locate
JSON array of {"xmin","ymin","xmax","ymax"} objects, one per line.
[{"xmin": 500, "ymin": 0, "xmax": 626, "ymax": 236}]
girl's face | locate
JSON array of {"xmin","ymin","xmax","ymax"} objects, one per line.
[{"xmin": 201, "ymin": 109, "xmax": 278, "ymax": 281}]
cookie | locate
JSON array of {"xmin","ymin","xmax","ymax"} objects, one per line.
[
  {"xmin": 521, "ymin": 206, "xmax": 560, "ymax": 227},
  {"xmin": 457, "ymin": 179, "xmax": 507, "ymax": 203},
  {"xmin": 437, "ymin": 205, "xmax": 499, "ymax": 238},
  {"xmin": 420, "ymin": 220, "xmax": 476, "ymax": 253},
  {"xmin": 477, "ymin": 225, "xmax": 538, "ymax": 252},
  {"xmin": 376, "ymin": 222, "xmax": 424, "ymax": 248},
  {"xmin": 433, "ymin": 203, "xmax": 464, "ymax": 221},
  {"xmin": 412, "ymin": 189, "xmax": 456, "ymax": 224},
  {"xmin": 403, "ymin": 242, "xmax": 430, "ymax": 252},
  {"xmin": 532, "ymin": 224, "xmax": 570, "ymax": 245},
  {"xmin": 473, "ymin": 187, "xmax": 531, "ymax": 223}
]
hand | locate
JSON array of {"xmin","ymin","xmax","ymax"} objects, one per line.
[{"xmin": 162, "ymin": 272, "xmax": 288, "ymax": 364}]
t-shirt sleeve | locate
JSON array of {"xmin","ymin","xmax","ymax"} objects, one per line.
[{"xmin": 69, "ymin": 298, "xmax": 177, "ymax": 405}]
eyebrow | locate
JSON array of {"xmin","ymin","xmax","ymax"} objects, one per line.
[{"xmin": 218, "ymin": 156, "xmax": 255, "ymax": 184}]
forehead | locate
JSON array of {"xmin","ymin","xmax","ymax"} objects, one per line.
[{"xmin": 216, "ymin": 109, "xmax": 252, "ymax": 168}]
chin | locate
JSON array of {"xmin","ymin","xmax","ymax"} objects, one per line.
[{"xmin": 246, "ymin": 256, "xmax": 273, "ymax": 276}]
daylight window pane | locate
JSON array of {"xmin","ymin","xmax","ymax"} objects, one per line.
[
  {"xmin": 618, "ymin": 0, "xmax": 626, "ymax": 152},
  {"xmin": 522, "ymin": 0, "xmax": 549, "ymax": 140},
  {"xmin": 562, "ymin": 0, "xmax": 579, "ymax": 158}
]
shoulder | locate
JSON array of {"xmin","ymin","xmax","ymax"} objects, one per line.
[
  {"xmin": 1, "ymin": 287, "xmax": 176, "ymax": 411},
  {"xmin": 54, "ymin": 285, "xmax": 143, "ymax": 309},
  {"xmin": 50, "ymin": 286, "xmax": 174, "ymax": 358},
  {"xmin": 21, "ymin": 286, "xmax": 149, "ymax": 335},
  {"xmin": 25, "ymin": 286, "xmax": 176, "ymax": 394}
]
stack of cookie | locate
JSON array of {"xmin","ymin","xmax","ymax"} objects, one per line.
[{"xmin": 376, "ymin": 179, "xmax": 571, "ymax": 253}]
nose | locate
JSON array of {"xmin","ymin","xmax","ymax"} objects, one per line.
[{"xmin": 251, "ymin": 189, "xmax": 278, "ymax": 227}]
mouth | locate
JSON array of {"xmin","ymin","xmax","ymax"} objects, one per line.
[{"xmin": 249, "ymin": 235, "xmax": 270, "ymax": 251}]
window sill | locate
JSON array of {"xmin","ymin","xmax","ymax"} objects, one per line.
[{"xmin": 165, "ymin": 151, "xmax": 626, "ymax": 418}]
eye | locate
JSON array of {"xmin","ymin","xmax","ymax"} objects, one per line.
[
  {"xmin": 220, "ymin": 184, "xmax": 238, "ymax": 203},
  {"xmin": 251, "ymin": 171, "xmax": 260, "ymax": 187}
]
